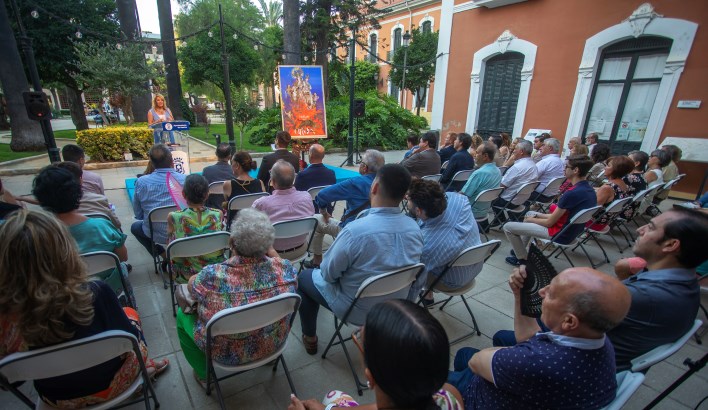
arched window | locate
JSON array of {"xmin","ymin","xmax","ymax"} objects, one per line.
[
  {"xmin": 476, "ymin": 52, "xmax": 525, "ymax": 138},
  {"xmin": 422, "ymin": 20, "xmax": 432, "ymax": 34}
]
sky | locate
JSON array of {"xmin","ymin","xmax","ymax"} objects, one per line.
[{"xmin": 135, "ymin": 0, "xmax": 181, "ymax": 34}]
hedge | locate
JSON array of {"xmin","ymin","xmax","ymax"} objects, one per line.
[{"xmin": 76, "ymin": 127, "xmax": 153, "ymax": 162}]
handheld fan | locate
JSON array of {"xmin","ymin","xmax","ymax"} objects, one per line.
[
  {"xmin": 166, "ymin": 172, "xmax": 187, "ymax": 210},
  {"xmin": 520, "ymin": 244, "xmax": 558, "ymax": 318}
]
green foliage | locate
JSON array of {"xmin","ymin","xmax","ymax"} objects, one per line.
[
  {"xmin": 328, "ymin": 59, "xmax": 379, "ymax": 98},
  {"xmin": 245, "ymin": 107, "xmax": 282, "ymax": 145},
  {"xmin": 256, "ymin": 0, "xmax": 283, "ymax": 27},
  {"xmin": 76, "ymin": 127, "xmax": 153, "ymax": 162},
  {"xmin": 389, "ymin": 28, "xmax": 439, "ymax": 110},
  {"xmin": 257, "ymin": 25, "xmax": 284, "ymax": 87},
  {"xmin": 180, "ymin": 99, "xmax": 196, "ymax": 126}
]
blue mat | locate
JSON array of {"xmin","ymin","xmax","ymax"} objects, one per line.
[{"xmin": 125, "ymin": 164, "xmax": 359, "ymax": 202}]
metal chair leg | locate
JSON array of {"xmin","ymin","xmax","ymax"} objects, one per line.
[{"xmin": 280, "ymin": 356, "xmax": 298, "ymax": 396}]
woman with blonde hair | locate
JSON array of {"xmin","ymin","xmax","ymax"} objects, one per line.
[
  {"xmin": 0, "ymin": 210, "xmax": 168, "ymax": 408},
  {"xmin": 467, "ymin": 133, "xmax": 484, "ymax": 156},
  {"xmin": 148, "ymin": 94, "xmax": 175, "ymax": 144}
]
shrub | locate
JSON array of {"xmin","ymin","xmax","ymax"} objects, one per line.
[
  {"xmin": 180, "ymin": 99, "xmax": 196, "ymax": 125},
  {"xmin": 192, "ymin": 103, "xmax": 208, "ymax": 125},
  {"xmin": 245, "ymin": 107, "xmax": 282, "ymax": 146},
  {"xmin": 76, "ymin": 127, "xmax": 153, "ymax": 162}
]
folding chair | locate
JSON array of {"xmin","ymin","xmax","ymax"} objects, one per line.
[
  {"xmin": 321, "ymin": 263, "xmax": 425, "ymax": 395},
  {"xmin": 445, "ymin": 170, "xmax": 474, "ymax": 192},
  {"xmin": 646, "ymin": 175, "xmax": 684, "ymax": 215},
  {"xmin": 166, "ymin": 231, "xmax": 230, "ymax": 316},
  {"xmin": 530, "ymin": 176, "xmax": 566, "ymax": 213},
  {"xmin": 630, "ymin": 319, "xmax": 703, "ymax": 373},
  {"xmin": 307, "ymin": 185, "xmax": 331, "ymax": 201},
  {"xmin": 468, "ymin": 187, "xmax": 504, "ymax": 241},
  {"xmin": 571, "ymin": 197, "xmax": 634, "ymax": 267},
  {"xmin": 631, "ymin": 184, "xmax": 663, "ymax": 227},
  {"xmin": 537, "ymin": 206, "xmax": 602, "ymax": 267},
  {"xmin": 205, "ymin": 293, "xmax": 301, "ymax": 410},
  {"xmin": 226, "ymin": 192, "xmax": 269, "ymax": 227},
  {"xmin": 208, "ymin": 181, "xmax": 226, "ymax": 197},
  {"xmin": 610, "ymin": 187, "xmax": 655, "ymax": 250},
  {"xmin": 490, "ymin": 181, "xmax": 540, "ymax": 227},
  {"xmin": 273, "ymin": 217, "xmax": 318, "ymax": 270},
  {"xmin": 600, "ymin": 371, "xmax": 645, "ymax": 410},
  {"xmin": 441, "ymin": 160, "xmax": 449, "ymax": 171},
  {"xmin": 421, "ymin": 174, "xmax": 442, "ymax": 182},
  {"xmin": 81, "ymin": 251, "xmax": 135, "ymax": 309},
  {"xmin": 0, "ymin": 330, "xmax": 159, "ymax": 410},
  {"xmin": 420, "ymin": 240, "xmax": 502, "ymax": 344},
  {"xmin": 148, "ymin": 204, "xmax": 179, "ymax": 288}
]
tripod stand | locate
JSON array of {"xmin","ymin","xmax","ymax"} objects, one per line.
[{"xmin": 340, "ymin": 117, "xmax": 362, "ymax": 167}]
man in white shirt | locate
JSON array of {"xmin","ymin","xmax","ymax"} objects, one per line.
[
  {"xmin": 491, "ymin": 140, "xmax": 538, "ymax": 224},
  {"xmin": 586, "ymin": 133, "xmax": 598, "ymax": 156},
  {"xmin": 529, "ymin": 138, "xmax": 564, "ymax": 203}
]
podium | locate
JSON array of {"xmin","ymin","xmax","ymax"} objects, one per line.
[
  {"xmin": 150, "ymin": 121, "xmax": 192, "ymax": 174},
  {"xmin": 150, "ymin": 121, "xmax": 190, "ymax": 145}
]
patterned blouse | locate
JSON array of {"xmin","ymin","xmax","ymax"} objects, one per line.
[
  {"xmin": 589, "ymin": 182, "xmax": 630, "ymax": 229},
  {"xmin": 190, "ymin": 255, "xmax": 297, "ymax": 366},
  {"xmin": 167, "ymin": 206, "xmax": 224, "ymax": 283}
]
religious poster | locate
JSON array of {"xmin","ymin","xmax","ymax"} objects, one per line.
[{"xmin": 278, "ymin": 65, "xmax": 327, "ymax": 139}]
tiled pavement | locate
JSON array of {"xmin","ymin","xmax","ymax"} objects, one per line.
[{"xmin": 1, "ymin": 149, "xmax": 706, "ymax": 409}]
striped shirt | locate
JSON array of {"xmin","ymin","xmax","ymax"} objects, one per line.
[{"xmin": 132, "ymin": 168, "xmax": 186, "ymax": 244}]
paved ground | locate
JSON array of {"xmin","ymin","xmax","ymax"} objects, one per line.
[{"xmin": 0, "ymin": 149, "xmax": 706, "ymax": 410}]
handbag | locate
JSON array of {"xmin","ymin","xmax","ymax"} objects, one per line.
[{"xmin": 175, "ymin": 284, "xmax": 197, "ymax": 314}]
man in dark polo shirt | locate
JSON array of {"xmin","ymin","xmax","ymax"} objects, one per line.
[{"xmin": 257, "ymin": 130, "xmax": 300, "ymax": 190}]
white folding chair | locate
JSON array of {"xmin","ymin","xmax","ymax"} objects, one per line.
[
  {"xmin": 420, "ymin": 240, "xmax": 502, "ymax": 344},
  {"xmin": 0, "ymin": 330, "xmax": 159, "ymax": 410},
  {"xmin": 148, "ymin": 204, "xmax": 179, "ymax": 288},
  {"xmin": 226, "ymin": 192, "xmax": 269, "ymax": 226},
  {"xmin": 445, "ymin": 169, "xmax": 474, "ymax": 192},
  {"xmin": 321, "ymin": 263, "xmax": 425, "ymax": 395},
  {"xmin": 646, "ymin": 175, "xmax": 683, "ymax": 214},
  {"xmin": 421, "ymin": 174, "xmax": 442, "ymax": 182},
  {"xmin": 611, "ymin": 187, "xmax": 655, "ymax": 250},
  {"xmin": 166, "ymin": 231, "xmax": 230, "ymax": 316},
  {"xmin": 469, "ymin": 187, "xmax": 504, "ymax": 241},
  {"xmin": 208, "ymin": 181, "xmax": 226, "ymax": 196},
  {"xmin": 81, "ymin": 251, "xmax": 135, "ymax": 309},
  {"xmin": 600, "ymin": 371, "xmax": 645, "ymax": 410},
  {"xmin": 537, "ymin": 206, "xmax": 603, "ymax": 267},
  {"xmin": 572, "ymin": 196, "xmax": 634, "ymax": 268},
  {"xmin": 630, "ymin": 319, "xmax": 703, "ymax": 373},
  {"xmin": 491, "ymin": 181, "xmax": 540, "ymax": 226},
  {"xmin": 272, "ymin": 217, "xmax": 318, "ymax": 270},
  {"xmin": 307, "ymin": 185, "xmax": 331, "ymax": 201},
  {"xmin": 205, "ymin": 293, "xmax": 301, "ymax": 410},
  {"xmin": 440, "ymin": 160, "xmax": 449, "ymax": 171},
  {"xmin": 530, "ymin": 176, "xmax": 566, "ymax": 212}
]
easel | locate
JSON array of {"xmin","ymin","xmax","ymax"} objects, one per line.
[{"xmin": 292, "ymin": 139, "xmax": 316, "ymax": 169}]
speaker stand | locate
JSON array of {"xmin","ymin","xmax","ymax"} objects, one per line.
[{"xmin": 340, "ymin": 117, "xmax": 363, "ymax": 167}]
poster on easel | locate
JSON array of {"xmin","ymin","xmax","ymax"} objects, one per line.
[{"xmin": 278, "ymin": 65, "xmax": 327, "ymax": 139}]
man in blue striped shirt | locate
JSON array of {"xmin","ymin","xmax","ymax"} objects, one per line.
[
  {"xmin": 406, "ymin": 179, "xmax": 482, "ymax": 302},
  {"xmin": 131, "ymin": 144, "xmax": 186, "ymax": 257}
]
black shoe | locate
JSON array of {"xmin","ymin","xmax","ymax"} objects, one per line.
[
  {"xmin": 505, "ymin": 256, "xmax": 527, "ymax": 266},
  {"xmin": 509, "ymin": 249, "xmax": 516, "ymax": 258},
  {"xmin": 420, "ymin": 297, "xmax": 435, "ymax": 309}
]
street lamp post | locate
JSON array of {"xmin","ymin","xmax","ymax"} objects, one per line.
[
  {"xmin": 218, "ymin": 4, "xmax": 235, "ymax": 151},
  {"xmin": 401, "ymin": 30, "xmax": 411, "ymax": 110}
]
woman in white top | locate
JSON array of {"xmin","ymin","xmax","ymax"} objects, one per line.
[
  {"xmin": 148, "ymin": 94, "xmax": 174, "ymax": 144},
  {"xmin": 645, "ymin": 149, "xmax": 670, "ymax": 189}
]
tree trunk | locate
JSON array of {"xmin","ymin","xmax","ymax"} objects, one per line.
[
  {"xmin": 124, "ymin": 98, "xmax": 134, "ymax": 125},
  {"xmin": 116, "ymin": 0, "xmax": 152, "ymax": 121},
  {"xmin": 66, "ymin": 86, "xmax": 89, "ymax": 130},
  {"xmin": 157, "ymin": 0, "xmax": 184, "ymax": 120},
  {"xmin": 314, "ymin": 1, "xmax": 332, "ymax": 101},
  {"xmin": 0, "ymin": 0, "xmax": 43, "ymax": 151},
  {"xmin": 0, "ymin": 95, "xmax": 9, "ymax": 130},
  {"xmin": 283, "ymin": 0, "xmax": 301, "ymax": 65}
]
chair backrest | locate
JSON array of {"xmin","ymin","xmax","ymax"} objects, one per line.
[
  {"xmin": 355, "ymin": 263, "xmax": 425, "ymax": 299},
  {"xmin": 166, "ymin": 231, "xmax": 230, "ymax": 260},
  {"xmin": 208, "ymin": 181, "xmax": 225, "ymax": 195},
  {"xmin": 472, "ymin": 187, "xmax": 504, "ymax": 205},
  {"xmin": 630, "ymin": 319, "xmax": 703, "ymax": 372},
  {"xmin": 498, "ymin": 166, "xmax": 509, "ymax": 175},
  {"xmin": 508, "ymin": 181, "xmax": 540, "ymax": 205},
  {"xmin": 603, "ymin": 196, "xmax": 634, "ymax": 214},
  {"xmin": 601, "ymin": 371, "xmax": 645, "ymax": 410},
  {"xmin": 148, "ymin": 204, "xmax": 179, "ymax": 225},
  {"xmin": 451, "ymin": 169, "xmax": 474, "ymax": 183},
  {"xmin": 636, "ymin": 185, "xmax": 663, "ymax": 214},
  {"xmin": 567, "ymin": 205, "xmax": 602, "ymax": 226},
  {"xmin": 540, "ymin": 176, "xmax": 566, "ymax": 197},
  {"xmin": 0, "ymin": 330, "xmax": 139, "ymax": 384},
  {"xmin": 448, "ymin": 240, "xmax": 502, "ymax": 268},
  {"xmin": 273, "ymin": 217, "xmax": 318, "ymax": 250},
  {"xmin": 441, "ymin": 160, "xmax": 449, "ymax": 170},
  {"xmin": 422, "ymin": 174, "xmax": 442, "ymax": 182},
  {"xmin": 228, "ymin": 192, "xmax": 270, "ymax": 212},
  {"xmin": 206, "ymin": 293, "xmax": 301, "ymax": 339},
  {"xmin": 81, "ymin": 251, "xmax": 121, "ymax": 276},
  {"xmin": 307, "ymin": 185, "xmax": 331, "ymax": 201}
]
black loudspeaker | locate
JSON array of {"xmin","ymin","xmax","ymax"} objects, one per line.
[
  {"xmin": 354, "ymin": 98, "xmax": 366, "ymax": 118},
  {"xmin": 23, "ymin": 92, "xmax": 52, "ymax": 121}
]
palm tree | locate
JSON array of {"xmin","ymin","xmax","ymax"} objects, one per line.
[
  {"xmin": 257, "ymin": 0, "xmax": 283, "ymax": 27},
  {"xmin": 282, "ymin": 0, "xmax": 300, "ymax": 65}
]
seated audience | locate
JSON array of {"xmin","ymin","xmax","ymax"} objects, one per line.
[
  {"xmin": 467, "ymin": 133, "xmax": 484, "ymax": 157},
  {"xmin": 438, "ymin": 132, "xmax": 458, "ymax": 164},
  {"xmin": 498, "ymin": 132, "xmax": 512, "ymax": 164},
  {"xmin": 501, "ymin": 137, "xmax": 524, "ymax": 168},
  {"xmin": 624, "ymin": 150, "xmax": 648, "ymax": 195},
  {"xmin": 131, "ymin": 144, "xmax": 187, "ymax": 259},
  {"xmin": 572, "ymin": 143, "xmax": 589, "ymax": 156},
  {"xmin": 222, "ymin": 151, "xmax": 265, "ymax": 213},
  {"xmin": 62, "ymin": 144, "xmax": 105, "ymax": 195},
  {"xmin": 289, "ymin": 300, "xmax": 462, "ymax": 410},
  {"xmin": 460, "ymin": 142, "xmax": 502, "ymax": 230},
  {"xmin": 564, "ymin": 136, "xmax": 581, "ymax": 157},
  {"xmin": 588, "ymin": 155, "xmax": 634, "ymax": 231},
  {"xmin": 587, "ymin": 143, "xmax": 611, "ymax": 187},
  {"xmin": 167, "ymin": 174, "xmax": 224, "ymax": 284},
  {"xmin": 0, "ymin": 210, "xmax": 167, "ymax": 408},
  {"xmin": 489, "ymin": 135, "xmax": 506, "ymax": 167},
  {"xmin": 176, "ymin": 208, "xmax": 297, "ymax": 386},
  {"xmin": 645, "ymin": 148, "xmax": 671, "ymax": 189},
  {"xmin": 33, "ymin": 166, "xmax": 135, "ymax": 307},
  {"xmin": 491, "ymin": 140, "xmax": 538, "ymax": 224},
  {"xmin": 529, "ymin": 137, "xmax": 564, "ymax": 203},
  {"xmin": 403, "ymin": 134, "xmax": 419, "ymax": 159},
  {"xmin": 654, "ymin": 144, "xmax": 682, "ymax": 203},
  {"xmin": 439, "ymin": 133, "xmax": 475, "ymax": 191},
  {"xmin": 306, "ymin": 149, "xmax": 384, "ymax": 268},
  {"xmin": 253, "ymin": 160, "xmax": 315, "ymax": 260},
  {"xmin": 585, "ymin": 132, "xmax": 599, "ymax": 155},
  {"xmin": 257, "ymin": 130, "xmax": 300, "ymax": 189},
  {"xmin": 530, "ymin": 133, "xmax": 550, "ymax": 163},
  {"xmin": 407, "ymin": 180, "xmax": 482, "ymax": 302},
  {"xmin": 55, "ymin": 162, "xmax": 121, "ymax": 229},
  {"xmin": 202, "ymin": 143, "xmax": 234, "ymax": 209},
  {"xmin": 297, "ymin": 164, "xmax": 422, "ymax": 355},
  {"xmin": 503, "ymin": 155, "xmax": 596, "ymax": 266},
  {"xmin": 401, "ymin": 131, "xmax": 441, "ymax": 178},
  {"xmin": 448, "ymin": 266, "xmax": 630, "ymax": 409},
  {"xmin": 294, "ymin": 144, "xmax": 336, "ymax": 194}
]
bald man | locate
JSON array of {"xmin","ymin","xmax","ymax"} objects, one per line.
[
  {"xmin": 294, "ymin": 144, "xmax": 336, "ymax": 196},
  {"xmin": 449, "ymin": 267, "xmax": 631, "ymax": 409}
]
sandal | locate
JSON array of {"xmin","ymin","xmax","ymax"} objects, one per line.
[
  {"xmin": 302, "ymin": 334, "xmax": 318, "ymax": 355},
  {"xmin": 146, "ymin": 358, "xmax": 170, "ymax": 380}
]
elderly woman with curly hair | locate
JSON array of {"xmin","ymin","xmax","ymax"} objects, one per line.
[
  {"xmin": 176, "ymin": 208, "xmax": 297, "ymax": 387},
  {"xmin": 0, "ymin": 210, "xmax": 167, "ymax": 408}
]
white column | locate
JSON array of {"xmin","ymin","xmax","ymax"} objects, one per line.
[
  {"xmin": 641, "ymin": 62, "xmax": 684, "ymax": 152},
  {"xmin": 430, "ymin": 0, "xmax": 454, "ymax": 130},
  {"xmin": 564, "ymin": 67, "xmax": 595, "ymax": 141},
  {"xmin": 464, "ymin": 72, "xmax": 481, "ymax": 134}
]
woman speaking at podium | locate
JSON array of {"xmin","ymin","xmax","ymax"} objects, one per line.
[{"xmin": 148, "ymin": 94, "xmax": 175, "ymax": 144}]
